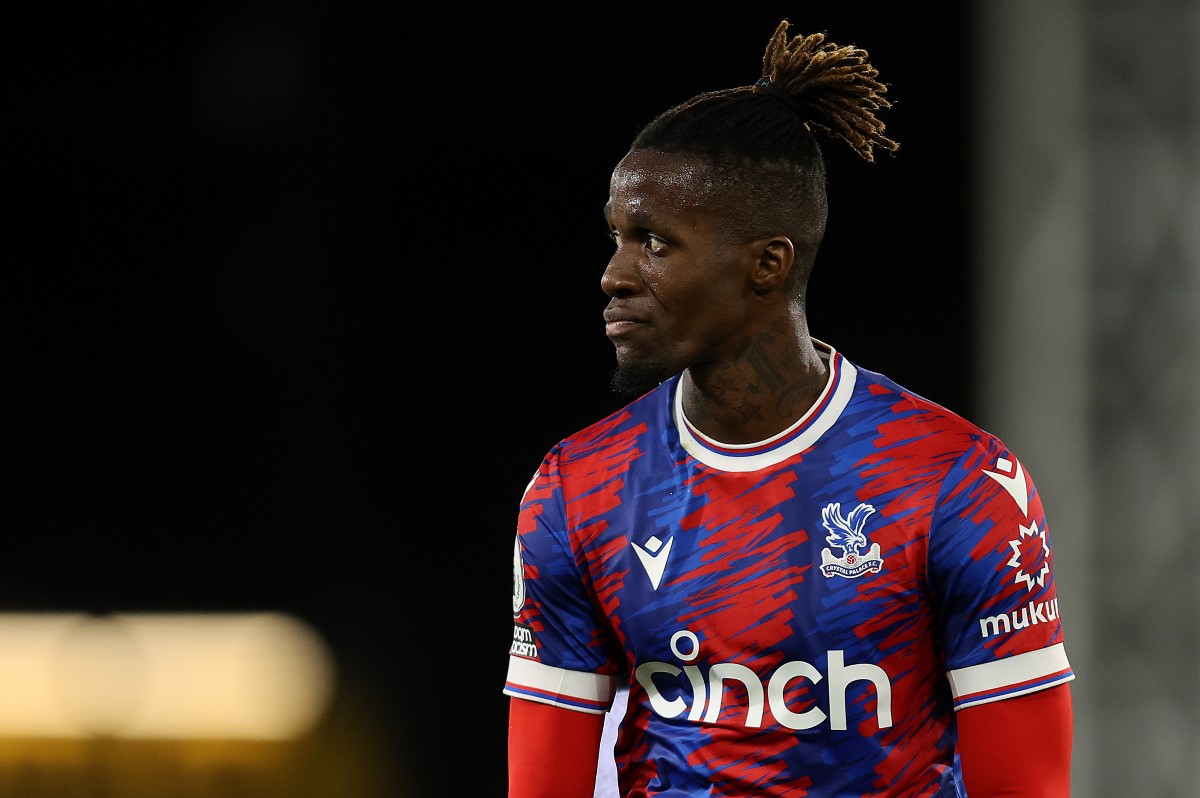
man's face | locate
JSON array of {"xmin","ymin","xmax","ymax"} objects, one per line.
[{"xmin": 602, "ymin": 150, "xmax": 757, "ymax": 398}]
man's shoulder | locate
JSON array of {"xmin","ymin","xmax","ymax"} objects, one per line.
[
  {"xmin": 851, "ymin": 363, "xmax": 976, "ymax": 421},
  {"xmin": 847, "ymin": 361, "xmax": 1003, "ymax": 452},
  {"xmin": 555, "ymin": 378, "xmax": 677, "ymax": 458}
]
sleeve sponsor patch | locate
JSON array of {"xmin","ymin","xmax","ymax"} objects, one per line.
[{"xmin": 510, "ymin": 622, "xmax": 538, "ymax": 659}]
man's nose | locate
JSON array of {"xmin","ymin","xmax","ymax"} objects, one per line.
[{"xmin": 601, "ymin": 250, "xmax": 640, "ymax": 297}]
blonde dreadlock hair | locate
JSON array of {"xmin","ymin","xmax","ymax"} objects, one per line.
[
  {"xmin": 627, "ymin": 19, "xmax": 898, "ymax": 293},
  {"xmin": 759, "ymin": 20, "xmax": 898, "ymax": 163}
]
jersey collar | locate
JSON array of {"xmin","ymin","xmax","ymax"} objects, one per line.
[{"xmin": 674, "ymin": 339, "xmax": 857, "ymax": 472}]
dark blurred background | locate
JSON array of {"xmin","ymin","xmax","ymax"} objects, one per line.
[{"xmin": 10, "ymin": 5, "xmax": 972, "ymax": 796}]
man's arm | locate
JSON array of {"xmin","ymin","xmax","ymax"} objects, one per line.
[
  {"xmin": 956, "ymin": 683, "xmax": 1073, "ymax": 796},
  {"xmin": 508, "ymin": 697, "xmax": 606, "ymax": 798}
]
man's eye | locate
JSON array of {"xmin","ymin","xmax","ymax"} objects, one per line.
[{"xmin": 610, "ymin": 230, "xmax": 667, "ymax": 255}]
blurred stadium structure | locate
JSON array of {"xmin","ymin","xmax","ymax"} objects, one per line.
[{"xmin": 973, "ymin": 2, "xmax": 1198, "ymax": 796}]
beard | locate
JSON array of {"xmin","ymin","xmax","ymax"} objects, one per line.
[{"xmin": 609, "ymin": 357, "xmax": 675, "ymax": 400}]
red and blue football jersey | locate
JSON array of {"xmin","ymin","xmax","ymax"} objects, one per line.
[{"xmin": 505, "ymin": 341, "xmax": 1073, "ymax": 797}]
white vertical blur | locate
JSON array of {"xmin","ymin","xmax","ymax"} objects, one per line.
[
  {"xmin": 973, "ymin": 2, "xmax": 1200, "ymax": 796},
  {"xmin": 970, "ymin": 2, "xmax": 1095, "ymax": 792}
]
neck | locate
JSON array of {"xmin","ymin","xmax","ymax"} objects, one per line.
[{"xmin": 681, "ymin": 334, "xmax": 828, "ymax": 445}]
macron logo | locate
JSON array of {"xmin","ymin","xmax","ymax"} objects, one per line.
[
  {"xmin": 632, "ymin": 535, "xmax": 674, "ymax": 590},
  {"xmin": 983, "ymin": 457, "xmax": 1029, "ymax": 517}
]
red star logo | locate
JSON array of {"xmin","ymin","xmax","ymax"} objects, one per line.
[{"xmin": 1007, "ymin": 521, "xmax": 1050, "ymax": 591}]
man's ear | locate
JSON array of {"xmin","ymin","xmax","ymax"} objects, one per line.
[{"xmin": 749, "ymin": 236, "xmax": 795, "ymax": 294}]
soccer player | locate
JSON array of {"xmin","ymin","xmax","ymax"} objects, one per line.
[{"xmin": 504, "ymin": 19, "xmax": 1074, "ymax": 797}]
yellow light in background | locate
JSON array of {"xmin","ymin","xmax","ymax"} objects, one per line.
[
  {"xmin": 0, "ymin": 613, "xmax": 87, "ymax": 737},
  {"xmin": 0, "ymin": 613, "xmax": 335, "ymax": 741}
]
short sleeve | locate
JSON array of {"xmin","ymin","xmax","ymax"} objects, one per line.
[
  {"xmin": 928, "ymin": 442, "xmax": 1075, "ymax": 709},
  {"xmin": 503, "ymin": 451, "xmax": 621, "ymax": 714}
]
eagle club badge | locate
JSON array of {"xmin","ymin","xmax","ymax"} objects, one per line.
[{"xmin": 819, "ymin": 502, "xmax": 884, "ymax": 579}]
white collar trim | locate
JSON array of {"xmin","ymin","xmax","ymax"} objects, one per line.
[{"xmin": 675, "ymin": 340, "xmax": 856, "ymax": 472}]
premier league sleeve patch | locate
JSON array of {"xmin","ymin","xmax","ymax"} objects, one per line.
[{"xmin": 512, "ymin": 534, "xmax": 526, "ymax": 615}]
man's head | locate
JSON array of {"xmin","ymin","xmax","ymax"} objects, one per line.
[{"xmin": 601, "ymin": 20, "xmax": 898, "ymax": 399}]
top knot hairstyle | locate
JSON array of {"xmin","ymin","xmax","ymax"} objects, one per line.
[
  {"xmin": 632, "ymin": 19, "xmax": 898, "ymax": 164},
  {"xmin": 758, "ymin": 20, "xmax": 899, "ymax": 163},
  {"xmin": 628, "ymin": 19, "xmax": 900, "ymax": 279}
]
